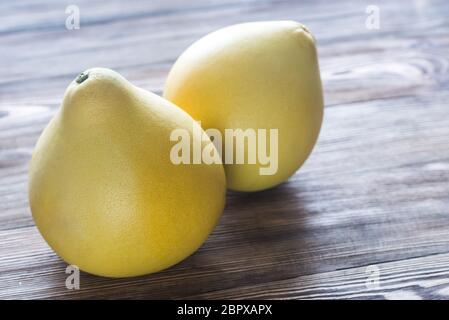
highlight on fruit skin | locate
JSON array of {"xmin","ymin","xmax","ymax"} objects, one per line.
[
  {"xmin": 29, "ymin": 68, "xmax": 226, "ymax": 278},
  {"xmin": 164, "ymin": 20, "xmax": 324, "ymax": 192}
]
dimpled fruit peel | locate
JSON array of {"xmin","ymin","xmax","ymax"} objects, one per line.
[
  {"xmin": 29, "ymin": 68, "xmax": 226, "ymax": 277},
  {"xmin": 164, "ymin": 21, "xmax": 324, "ymax": 192}
]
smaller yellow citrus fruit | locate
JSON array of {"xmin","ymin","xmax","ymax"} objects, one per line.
[{"xmin": 164, "ymin": 21, "xmax": 324, "ymax": 191}]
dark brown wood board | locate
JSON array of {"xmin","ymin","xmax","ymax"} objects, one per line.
[{"xmin": 1, "ymin": 0, "xmax": 449, "ymax": 299}]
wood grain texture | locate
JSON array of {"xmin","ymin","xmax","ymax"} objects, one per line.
[{"xmin": 0, "ymin": 0, "xmax": 449, "ymax": 299}]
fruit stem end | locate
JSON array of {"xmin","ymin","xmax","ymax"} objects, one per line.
[{"xmin": 76, "ymin": 72, "xmax": 89, "ymax": 84}]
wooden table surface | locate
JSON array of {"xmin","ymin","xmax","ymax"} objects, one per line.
[{"xmin": 1, "ymin": 0, "xmax": 449, "ymax": 300}]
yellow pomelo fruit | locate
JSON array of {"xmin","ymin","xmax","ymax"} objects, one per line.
[
  {"xmin": 29, "ymin": 68, "xmax": 226, "ymax": 277},
  {"xmin": 164, "ymin": 21, "xmax": 324, "ymax": 191}
]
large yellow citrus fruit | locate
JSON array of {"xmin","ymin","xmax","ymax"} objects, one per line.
[
  {"xmin": 164, "ymin": 21, "xmax": 324, "ymax": 191},
  {"xmin": 29, "ymin": 68, "xmax": 226, "ymax": 277}
]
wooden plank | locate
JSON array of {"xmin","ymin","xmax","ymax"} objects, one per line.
[
  {"xmin": 1, "ymin": 92, "xmax": 449, "ymax": 299},
  {"xmin": 188, "ymin": 252, "xmax": 449, "ymax": 300}
]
